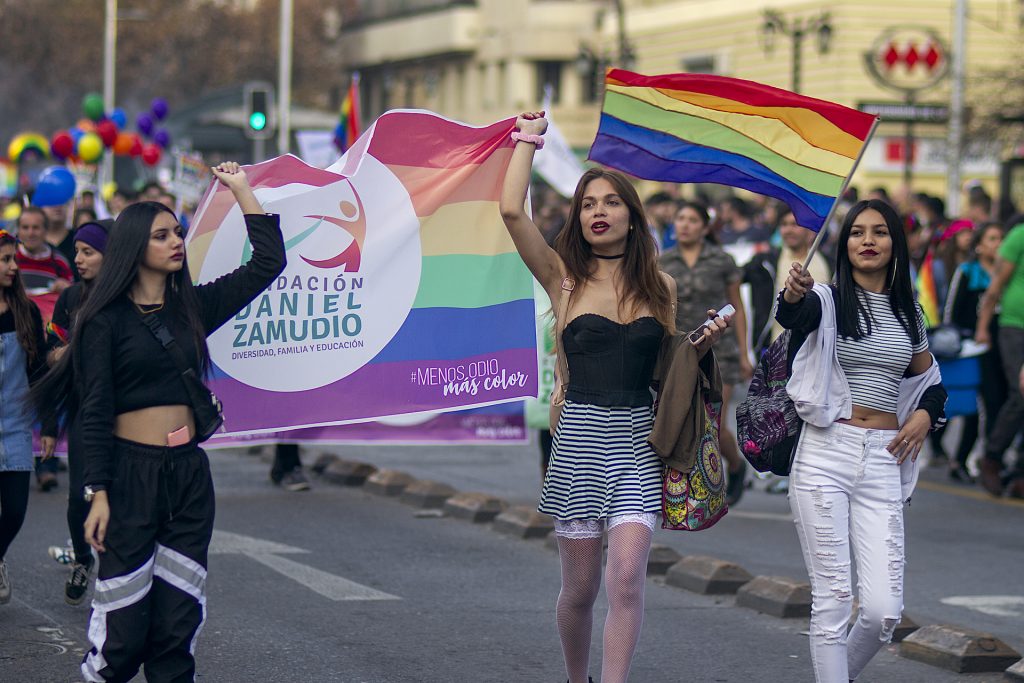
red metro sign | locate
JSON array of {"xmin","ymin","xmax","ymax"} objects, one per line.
[{"xmin": 864, "ymin": 26, "xmax": 950, "ymax": 94}]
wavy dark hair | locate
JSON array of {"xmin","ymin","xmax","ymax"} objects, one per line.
[
  {"xmin": 554, "ymin": 168, "xmax": 674, "ymax": 332},
  {"xmin": 34, "ymin": 202, "xmax": 209, "ymax": 426},
  {"xmin": 0, "ymin": 232, "xmax": 41, "ymax": 365},
  {"xmin": 834, "ymin": 199, "xmax": 922, "ymax": 345}
]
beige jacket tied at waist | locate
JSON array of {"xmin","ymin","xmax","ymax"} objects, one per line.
[{"xmin": 648, "ymin": 334, "xmax": 723, "ymax": 474}]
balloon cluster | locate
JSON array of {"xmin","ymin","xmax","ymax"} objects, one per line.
[{"xmin": 22, "ymin": 93, "xmax": 174, "ymax": 168}]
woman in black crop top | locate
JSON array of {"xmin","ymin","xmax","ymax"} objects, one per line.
[
  {"xmin": 36, "ymin": 163, "xmax": 285, "ymax": 682},
  {"xmin": 500, "ymin": 112, "xmax": 728, "ymax": 683}
]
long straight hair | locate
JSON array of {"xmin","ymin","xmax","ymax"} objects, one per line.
[
  {"xmin": 554, "ymin": 168, "xmax": 674, "ymax": 332},
  {"xmin": 0, "ymin": 232, "xmax": 41, "ymax": 364},
  {"xmin": 834, "ymin": 199, "xmax": 922, "ymax": 345},
  {"xmin": 33, "ymin": 202, "xmax": 209, "ymax": 425}
]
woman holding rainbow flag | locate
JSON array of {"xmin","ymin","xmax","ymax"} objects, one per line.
[{"xmin": 500, "ymin": 111, "xmax": 728, "ymax": 683}]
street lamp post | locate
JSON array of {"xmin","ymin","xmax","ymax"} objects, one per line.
[
  {"xmin": 761, "ymin": 10, "xmax": 832, "ymax": 94},
  {"xmin": 102, "ymin": 0, "xmax": 117, "ymax": 185}
]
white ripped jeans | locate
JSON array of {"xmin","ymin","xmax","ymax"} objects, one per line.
[{"xmin": 789, "ymin": 421, "xmax": 905, "ymax": 683}]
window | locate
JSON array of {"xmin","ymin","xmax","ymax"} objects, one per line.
[
  {"xmin": 681, "ymin": 54, "xmax": 719, "ymax": 74},
  {"xmin": 535, "ymin": 61, "xmax": 563, "ymax": 104}
]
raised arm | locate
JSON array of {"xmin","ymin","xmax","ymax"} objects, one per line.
[
  {"xmin": 975, "ymin": 256, "xmax": 1015, "ymax": 345},
  {"xmin": 498, "ymin": 112, "xmax": 565, "ymax": 293}
]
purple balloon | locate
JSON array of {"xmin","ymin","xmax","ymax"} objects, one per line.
[
  {"xmin": 151, "ymin": 97, "xmax": 169, "ymax": 121},
  {"xmin": 153, "ymin": 128, "xmax": 171, "ymax": 149},
  {"xmin": 136, "ymin": 112, "xmax": 154, "ymax": 137}
]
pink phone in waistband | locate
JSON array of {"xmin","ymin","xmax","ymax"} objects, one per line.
[{"xmin": 167, "ymin": 426, "xmax": 190, "ymax": 447}]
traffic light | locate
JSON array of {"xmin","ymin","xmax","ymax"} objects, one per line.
[{"xmin": 243, "ymin": 82, "xmax": 275, "ymax": 140}]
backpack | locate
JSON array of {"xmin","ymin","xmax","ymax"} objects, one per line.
[{"xmin": 735, "ymin": 329, "xmax": 803, "ymax": 476}]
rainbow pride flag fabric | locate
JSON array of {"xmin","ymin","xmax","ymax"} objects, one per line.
[
  {"xmin": 589, "ymin": 69, "xmax": 879, "ymax": 232},
  {"xmin": 916, "ymin": 252, "xmax": 941, "ymax": 328},
  {"xmin": 185, "ymin": 110, "xmax": 536, "ymax": 436}
]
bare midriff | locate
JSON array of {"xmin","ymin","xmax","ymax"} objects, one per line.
[
  {"xmin": 837, "ymin": 405, "xmax": 899, "ymax": 430},
  {"xmin": 114, "ymin": 405, "xmax": 195, "ymax": 446}
]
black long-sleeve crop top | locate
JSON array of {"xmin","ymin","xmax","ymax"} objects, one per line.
[
  {"xmin": 79, "ymin": 213, "xmax": 285, "ymax": 487},
  {"xmin": 563, "ymin": 313, "xmax": 664, "ymax": 407}
]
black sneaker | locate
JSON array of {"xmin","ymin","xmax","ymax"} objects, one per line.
[
  {"xmin": 65, "ymin": 561, "xmax": 92, "ymax": 605},
  {"xmin": 726, "ymin": 460, "xmax": 748, "ymax": 507}
]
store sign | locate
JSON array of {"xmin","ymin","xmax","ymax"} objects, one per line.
[
  {"xmin": 857, "ymin": 101, "xmax": 949, "ymax": 123},
  {"xmin": 863, "ymin": 137, "xmax": 998, "ymax": 175}
]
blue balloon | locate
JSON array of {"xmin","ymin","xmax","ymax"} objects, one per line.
[
  {"xmin": 69, "ymin": 128, "xmax": 85, "ymax": 142},
  {"xmin": 110, "ymin": 107, "xmax": 127, "ymax": 129},
  {"xmin": 33, "ymin": 166, "xmax": 76, "ymax": 207}
]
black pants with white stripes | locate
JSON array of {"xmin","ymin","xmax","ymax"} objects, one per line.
[{"xmin": 82, "ymin": 438, "xmax": 215, "ymax": 683}]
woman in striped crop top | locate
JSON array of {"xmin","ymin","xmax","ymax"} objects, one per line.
[{"xmin": 776, "ymin": 199, "xmax": 946, "ymax": 683}]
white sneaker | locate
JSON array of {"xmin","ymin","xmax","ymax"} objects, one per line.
[{"xmin": 0, "ymin": 561, "xmax": 11, "ymax": 604}]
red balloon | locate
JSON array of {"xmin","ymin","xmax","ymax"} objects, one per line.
[
  {"xmin": 129, "ymin": 135, "xmax": 144, "ymax": 157},
  {"xmin": 96, "ymin": 120, "xmax": 118, "ymax": 147},
  {"xmin": 141, "ymin": 143, "xmax": 162, "ymax": 166},
  {"xmin": 50, "ymin": 131, "xmax": 75, "ymax": 160}
]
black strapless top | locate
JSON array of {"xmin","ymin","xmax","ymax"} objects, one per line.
[{"xmin": 562, "ymin": 314, "xmax": 664, "ymax": 407}]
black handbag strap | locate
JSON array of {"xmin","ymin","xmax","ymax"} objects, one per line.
[{"xmin": 135, "ymin": 310, "xmax": 213, "ymax": 412}]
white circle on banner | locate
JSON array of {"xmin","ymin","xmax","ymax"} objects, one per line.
[{"xmin": 201, "ymin": 155, "xmax": 421, "ymax": 391}]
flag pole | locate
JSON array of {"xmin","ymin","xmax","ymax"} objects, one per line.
[{"xmin": 802, "ymin": 116, "xmax": 881, "ymax": 270}]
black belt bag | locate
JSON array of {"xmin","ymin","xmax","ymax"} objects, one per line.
[{"xmin": 136, "ymin": 311, "xmax": 224, "ymax": 441}]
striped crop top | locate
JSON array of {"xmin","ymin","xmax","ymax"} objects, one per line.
[{"xmin": 836, "ymin": 289, "xmax": 928, "ymax": 414}]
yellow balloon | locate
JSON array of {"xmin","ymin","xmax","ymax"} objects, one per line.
[
  {"xmin": 77, "ymin": 133, "xmax": 104, "ymax": 163},
  {"xmin": 101, "ymin": 181, "xmax": 118, "ymax": 202},
  {"xmin": 2, "ymin": 203, "xmax": 21, "ymax": 221}
]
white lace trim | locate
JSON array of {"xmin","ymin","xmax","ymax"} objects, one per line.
[
  {"xmin": 553, "ymin": 513, "xmax": 658, "ymax": 538},
  {"xmin": 553, "ymin": 518, "xmax": 603, "ymax": 539},
  {"xmin": 607, "ymin": 513, "xmax": 657, "ymax": 532}
]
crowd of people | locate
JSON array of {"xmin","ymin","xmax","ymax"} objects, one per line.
[{"xmin": 0, "ymin": 112, "xmax": 1021, "ymax": 682}]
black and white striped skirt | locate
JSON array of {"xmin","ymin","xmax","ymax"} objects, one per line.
[{"xmin": 538, "ymin": 400, "xmax": 663, "ymax": 520}]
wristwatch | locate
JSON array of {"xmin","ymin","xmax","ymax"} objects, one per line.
[{"xmin": 83, "ymin": 485, "xmax": 106, "ymax": 502}]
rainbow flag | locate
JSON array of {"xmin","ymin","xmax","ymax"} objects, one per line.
[
  {"xmin": 589, "ymin": 69, "xmax": 879, "ymax": 232},
  {"xmin": 186, "ymin": 110, "xmax": 536, "ymax": 436},
  {"xmin": 334, "ymin": 73, "xmax": 361, "ymax": 153},
  {"xmin": 916, "ymin": 252, "xmax": 941, "ymax": 328}
]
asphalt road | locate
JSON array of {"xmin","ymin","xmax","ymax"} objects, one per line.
[{"xmin": 1, "ymin": 444, "xmax": 1019, "ymax": 682}]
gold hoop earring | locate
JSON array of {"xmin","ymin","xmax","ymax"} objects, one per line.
[{"xmin": 889, "ymin": 256, "xmax": 898, "ymax": 289}]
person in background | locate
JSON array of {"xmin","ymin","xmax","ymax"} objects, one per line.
[
  {"xmin": 74, "ymin": 208, "xmax": 98, "ymax": 229},
  {"xmin": 45, "ymin": 218, "xmax": 113, "ymax": 603},
  {"xmin": 717, "ymin": 196, "xmax": 772, "ymax": 250},
  {"xmin": 42, "ymin": 202, "xmax": 76, "ymax": 274},
  {"xmin": 14, "ymin": 207, "xmax": 72, "ymax": 491},
  {"xmin": 643, "ymin": 191, "xmax": 677, "ymax": 252},
  {"xmin": 108, "ymin": 187, "xmax": 135, "ymax": 218},
  {"xmin": 0, "ymin": 228, "xmax": 55, "ymax": 603},
  {"xmin": 908, "ymin": 194, "xmax": 947, "ymax": 270},
  {"xmin": 270, "ymin": 444, "xmax": 311, "ymax": 491},
  {"xmin": 942, "ymin": 222, "xmax": 1007, "ymax": 483},
  {"xmin": 975, "ymin": 221, "xmax": 1024, "ymax": 498},
  {"xmin": 661, "ymin": 201, "xmax": 752, "ymax": 506},
  {"xmin": 965, "ymin": 190, "xmax": 992, "ymax": 228},
  {"xmin": 744, "ymin": 208, "xmax": 832, "ymax": 356},
  {"xmin": 867, "ymin": 186, "xmax": 893, "ymax": 206}
]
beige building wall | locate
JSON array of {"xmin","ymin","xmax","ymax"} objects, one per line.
[
  {"xmin": 337, "ymin": 0, "xmax": 607, "ymax": 149},
  {"xmin": 621, "ymin": 0, "xmax": 1019, "ymax": 204}
]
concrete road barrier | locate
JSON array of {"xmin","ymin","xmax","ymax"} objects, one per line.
[
  {"xmin": 900, "ymin": 624, "xmax": 1022, "ymax": 673},
  {"xmin": 665, "ymin": 555, "xmax": 753, "ymax": 594},
  {"xmin": 736, "ymin": 576, "xmax": 812, "ymax": 618},
  {"xmin": 443, "ymin": 492, "xmax": 508, "ymax": 523}
]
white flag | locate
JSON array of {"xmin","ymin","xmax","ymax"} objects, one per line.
[{"xmin": 535, "ymin": 86, "xmax": 585, "ymax": 197}]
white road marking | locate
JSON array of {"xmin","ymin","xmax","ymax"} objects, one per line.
[
  {"xmin": 210, "ymin": 530, "xmax": 399, "ymax": 602},
  {"xmin": 940, "ymin": 596, "xmax": 1024, "ymax": 618}
]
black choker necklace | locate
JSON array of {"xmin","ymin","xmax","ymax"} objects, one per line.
[{"xmin": 593, "ymin": 252, "xmax": 626, "ymax": 260}]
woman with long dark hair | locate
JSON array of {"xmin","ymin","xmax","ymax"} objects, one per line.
[
  {"xmin": 43, "ymin": 218, "xmax": 111, "ymax": 605},
  {"xmin": 0, "ymin": 229, "xmax": 54, "ymax": 603},
  {"xmin": 500, "ymin": 112, "xmax": 727, "ymax": 683},
  {"xmin": 35, "ymin": 163, "xmax": 284, "ymax": 682},
  {"xmin": 660, "ymin": 201, "xmax": 752, "ymax": 506},
  {"xmin": 777, "ymin": 199, "xmax": 946, "ymax": 682}
]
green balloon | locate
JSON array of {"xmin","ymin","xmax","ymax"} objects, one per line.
[{"xmin": 82, "ymin": 93, "xmax": 105, "ymax": 122}]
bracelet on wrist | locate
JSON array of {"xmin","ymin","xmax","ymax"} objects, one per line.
[{"xmin": 510, "ymin": 131, "xmax": 545, "ymax": 149}]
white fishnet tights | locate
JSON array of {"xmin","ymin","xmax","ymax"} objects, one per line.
[{"xmin": 555, "ymin": 522, "xmax": 653, "ymax": 683}]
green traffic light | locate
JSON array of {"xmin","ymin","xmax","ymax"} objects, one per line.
[{"xmin": 249, "ymin": 112, "xmax": 267, "ymax": 131}]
